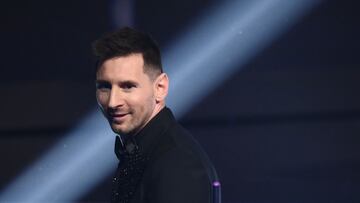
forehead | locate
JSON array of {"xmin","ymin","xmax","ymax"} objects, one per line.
[{"xmin": 97, "ymin": 54, "xmax": 148, "ymax": 81}]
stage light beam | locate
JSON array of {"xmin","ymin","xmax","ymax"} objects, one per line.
[{"xmin": 0, "ymin": 0, "xmax": 322, "ymax": 202}]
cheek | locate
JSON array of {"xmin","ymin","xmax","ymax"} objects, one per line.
[
  {"xmin": 96, "ymin": 91, "xmax": 109, "ymax": 107},
  {"xmin": 130, "ymin": 89, "xmax": 155, "ymax": 109}
]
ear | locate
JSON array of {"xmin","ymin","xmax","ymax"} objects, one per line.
[{"xmin": 154, "ymin": 73, "xmax": 169, "ymax": 103}]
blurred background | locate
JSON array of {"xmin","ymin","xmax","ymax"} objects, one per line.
[{"xmin": 1, "ymin": 0, "xmax": 359, "ymax": 202}]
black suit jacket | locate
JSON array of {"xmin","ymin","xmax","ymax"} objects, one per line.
[{"xmin": 112, "ymin": 107, "xmax": 219, "ymax": 203}]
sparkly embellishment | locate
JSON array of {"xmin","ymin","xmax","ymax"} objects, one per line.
[{"xmin": 111, "ymin": 146, "xmax": 148, "ymax": 203}]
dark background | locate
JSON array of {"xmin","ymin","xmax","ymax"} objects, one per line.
[{"xmin": 1, "ymin": 0, "xmax": 360, "ymax": 202}]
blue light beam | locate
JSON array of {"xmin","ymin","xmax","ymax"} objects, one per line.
[
  {"xmin": 0, "ymin": 0, "xmax": 321, "ymax": 202},
  {"xmin": 165, "ymin": 0, "xmax": 322, "ymax": 117},
  {"xmin": 0, "ymin": 111, "xmax": 117, "ymax": 203}
]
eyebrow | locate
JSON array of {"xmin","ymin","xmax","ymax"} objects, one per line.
[
  {"xmin": 119, "ymin": 80, "xmax": 139, "ymax": 87},
  {"xmin": 95, "ymin": 79, "xmax": 139, "ymax": 86}
]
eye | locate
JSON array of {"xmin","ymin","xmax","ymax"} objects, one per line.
[
  {"xmin": 121, "ymin": 82, "xmax": 136, "ymax": 90},
  {"xmin": 96, "ymin": 82, "xmax": 111, "ymax": 90}
]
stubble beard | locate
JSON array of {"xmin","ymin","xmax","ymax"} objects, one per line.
[{"xmin": 110, "ymin": 110, "xmax": 151, "ymax": 136}]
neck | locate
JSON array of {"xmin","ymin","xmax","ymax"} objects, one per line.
[{"xmin": 150, "ymin": 102, "xmax": 165, "ymax": 120}]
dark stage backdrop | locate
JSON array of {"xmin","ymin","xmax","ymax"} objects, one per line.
[{"xmin": 1, "ymin": 0, "xmax": 359, "ymax": 203}]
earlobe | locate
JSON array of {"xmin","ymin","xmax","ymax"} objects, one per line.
[{"xmin": 155, "ymin": 73, "xmax": 169, "ymax": 103}]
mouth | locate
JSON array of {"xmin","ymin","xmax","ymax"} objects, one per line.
[{"xmin": 109, "ymin": 113, "xmax": 130, "ymax": 123}]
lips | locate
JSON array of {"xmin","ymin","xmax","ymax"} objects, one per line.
[{"xmin": 109, "ymin": 113, "xmax": 130, "ymax": 123}]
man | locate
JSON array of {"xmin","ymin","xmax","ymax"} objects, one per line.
[{"xmin": 93, "ymin": 27, "xmax": 220, "ymax": 203}]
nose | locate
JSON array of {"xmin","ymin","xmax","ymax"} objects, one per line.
[{"xmin": 108, "ymin": 87, "xmax": 125, "ymax": 109}]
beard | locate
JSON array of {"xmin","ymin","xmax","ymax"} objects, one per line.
[{"xmin": 108, "ymin": 107, "xmax": 153, "ymax": 136}]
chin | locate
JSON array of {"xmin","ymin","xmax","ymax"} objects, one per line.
[
  {"xmin": 113, "ymin": 125, "xmax": 137, "ymax": 135},
  {"xmin": 110, "ymin": 124, "xmax": 126, "ymax": 135}
]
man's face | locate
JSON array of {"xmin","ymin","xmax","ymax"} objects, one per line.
[{"xmin": 96, "ymin": 54, "xmax": 159, "ymax": 135}]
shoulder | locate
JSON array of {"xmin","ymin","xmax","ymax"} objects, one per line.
[
  {"xmin": 145, "ymin": 122, "xmax": 214, "ymax": 185},
  {"xmin": 141, "ymin": 122, "xmax": 216, "ymax": 203},
  {"xmin": 151, "ymin": 122, "xmax": 209, "ymax": 171}
]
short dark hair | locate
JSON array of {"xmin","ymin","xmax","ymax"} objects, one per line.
[{"xmin": 92, "ymin": 27, "xmax": 163, "ymax": 78}]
